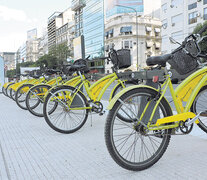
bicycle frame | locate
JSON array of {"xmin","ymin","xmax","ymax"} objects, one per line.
[{"xmin": 62, "ymin": 72, "xmax": 127, "ymax": 111}]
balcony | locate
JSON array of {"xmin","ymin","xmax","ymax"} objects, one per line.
[{"xmin": 71, "ymin": 0, "xmax": 86, "ymax": 11}]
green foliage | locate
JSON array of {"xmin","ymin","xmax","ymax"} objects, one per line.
[
  {"xmin": 36, "ymin": 54, "xmax": 58, "ymax": 69},
  {"xmin": 193, "ymin": 21, "xmax": 207, "ymax": 54},
  {"xmin": 49, "ymin": 43, "xmax": 70, "ymax": 65},
  {"xmin": 6, "ymin": 69, "xmax": 16, "ymax": 78}
]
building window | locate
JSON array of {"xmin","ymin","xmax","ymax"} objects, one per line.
[
  {"xmin": 105, "ymin": 32, "xmax": 109, "ymax": 39},
  {"xmin": 204, "ymin": 8, "xmax": 207, "ymax": 20},
  {"xmin": 162, "ymin": 3, "xmax": 167, "ymax": 13},
  {"xmin": 188, "ymin": 2, "xmax": 197, "ymax": 10},
  {"xmin": 154, "ymin": 28, "xmax": 161, "ymax": 36},
  {"xmin": 162, "ymin": 19, "xmax": 168, "ymax": 29},
  {"xmin": 189, "ymin": 11, "xmax": 197, "ymax": 24},
  {"xmin": 171, "ymin": 13, "xmax": 183, "ymax": 26},
  {"xmin": 204, "ymin": 0, "xmax": 207, "ymax": 5},
  {"xmin": 108, "ymin": 29, "xmax": 114, "ymax": 38},
  {"xmin": 120, "ymin": 26, "xmax": 132, "ymax": 35},
  {"xmin": 171, "ymin": 0, "xmax": 182, "ymax": 8},
  {"xmin": 146, "ymin": 41, "xmax": 153, "ymax": 49},
  {"xmin": 124, "ymin": 41, "xmax": 129, "ymax": 49},
  {"xmin": 155, "ymin": 42, "xmax": 161, "ymax": 49},
  {"xmin": 122, "ymin": 41, "xmax": 132, "ymax": 49},
  {"xmin": 146, "ymin": 26, "xmax": 152, "ymax": 35}
]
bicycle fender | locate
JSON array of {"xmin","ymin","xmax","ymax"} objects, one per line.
[
  {"xmin": 43, "ymin": 85, "xmax": 63, "ymax": 100},
  {"xmin": 107, "ymin": 85, "xmax": 170, "ymax": 110},
  {"xmin": 109, "ymin": 83, "xmax": 122, "ymax": 101}
]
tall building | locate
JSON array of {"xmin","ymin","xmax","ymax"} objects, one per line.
[
  {"xmin": 161, "ymin": 0, "xmax": 207, "ymax": 54},
  {"xmin": 38, "ymin": 29, "xmax": 48, "ymax": 58},
  {"xmin": 105, "ymin": 15, "xmax": 162, "ymax": 72},
  {"xmin": 26, "ymin": 29, "xmax": 39, "ymax": 62},
  {"xmin": 2, "ymin": 52, "xmax": 15, "ymax": 70},
  {"xmin": 72, "ymin": 0, "xmax": 85, "ymax": 37},
  {"xmin": 83, "ymin": 0, "xmax": 105, "ymax": 58},
  {"xmin": 47, "ymin": 8, "xmax": 74, "ymax": 51},
  {"xmin": 20, "ymin": 43, "xmax": 27, "ymax": 63},
  {"xmin": 47, "ymin": 12, "xmax": 61, "ymax": 50}
]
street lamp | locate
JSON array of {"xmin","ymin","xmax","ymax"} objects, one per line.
[{"xmin": 115, "ymin": 4, "xmax": 139, "ymax": 70}]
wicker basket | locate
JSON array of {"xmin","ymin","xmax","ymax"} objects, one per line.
[
  {"xmin": 111, "ymin": 49, "xmax": 131, "ymax": 69},
  {"xmin": 168, "ymin": 48, "xmax": 198, "ymax": 75}
]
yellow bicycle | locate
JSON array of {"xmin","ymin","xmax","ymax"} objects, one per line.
[
  {"xmin": 104, "ymin": 26, "xmax": 207, "ymax": 171},
  {"xmin": 43, "ymin": 48, "xmax": 137, "ymax": 134}
]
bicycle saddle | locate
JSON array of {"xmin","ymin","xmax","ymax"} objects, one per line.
[
  {"xmin": 70, "ymin": 64, "xmax": 87, "ymax": 71},
  {"xmin": 69, "ymin": 59, "xmax": 89, "ymax": 73},
  {"xmin": 31, "ymin": 74, "xmax": 42, "ymax": 79},
  {"xmin": 146, "ymin": 54, "xmax": 172, "ymax": 67}
]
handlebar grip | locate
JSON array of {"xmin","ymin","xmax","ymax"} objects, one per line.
[{"xmin": 198, "ymin": 25, "xmax": 207, "ymax": 34}]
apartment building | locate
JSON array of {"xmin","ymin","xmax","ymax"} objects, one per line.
[
  {"xmin": 161, "ymin": 0, "xmax": 207, "ymax": 54},
  {"xmin": 105, "ymin": 15, "xmax": 162, "ymax": 72},
  {"xmin": 48, "ymin": 8, "xmax": 74, "ymax": 51}
]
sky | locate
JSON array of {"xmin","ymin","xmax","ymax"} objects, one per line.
[{"xmin": 0, "ymin": 0, "xmax": 71, "ymax": 52}]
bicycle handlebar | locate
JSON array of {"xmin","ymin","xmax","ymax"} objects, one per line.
[{"xmin": 198, "ymin": 25, "xmax": 207, "ymax": 35}]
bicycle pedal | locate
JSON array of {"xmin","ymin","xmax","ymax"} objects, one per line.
[{"xmin": 99, "ymin": 111, "xmax": 105, "ymax": 116}]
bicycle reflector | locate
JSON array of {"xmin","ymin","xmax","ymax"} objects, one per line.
[{"xmin": 153, "ymin": 76, "xmax": 159, "ymax": 83}]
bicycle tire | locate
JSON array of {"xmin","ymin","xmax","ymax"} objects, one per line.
[
  {"xmin": 10, "ymin": 88, "xmax": 16, "ymax": 101},
  {"xmin": 43, "ymin": 85, "xmax": 89, "ymax": 134},
  {"xmin": 111, "ymin": 80, "xmax": 138, "ymax": 122},
  {"xmin": 15, "ymin": 84, "xmax": 34, "ymax": 110},
  {"xmin": 105, "ymin": 88, "xmax": 172, "ymax": 171},
  {"xmin": 5, "ymin": 83, "xmax": 14, "ymax": 98},
  {"xmin": 191, "ymin": 85, "xmax": 207, "ymax": 133},
  {"xmin": 26, "ymin": 84, "xmax": 51, "ymax": 117},
  {"xmin": 2, "ymin": 86, "xmax": 7, "ymax": 96}
]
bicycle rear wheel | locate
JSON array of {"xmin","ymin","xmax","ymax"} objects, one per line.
[
  {"xmin": 43, "ymin": 86, "xmax": 89, "ymax": 134},
  {"xmin": 26, "ymin": 84, "xmax": 51, "ymax": 117},
  {"xmin": 105, "ymin": 88, "xmax": 172, "ymax": 171}
]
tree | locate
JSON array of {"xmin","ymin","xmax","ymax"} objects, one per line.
[
  {"xmin": 193, "ymin": 21, "xmax": 207, "ymax": 54},
  {"xmin": 49, "ymin": 43, "xmax": 71, "ymax": 65},
  {"xmin": 6, "ymin": 69, "xmax": 16, "ymax": 78},
  {"xmin": 36, "ymin": 54, "xmax": 58, "ymax": 69}
]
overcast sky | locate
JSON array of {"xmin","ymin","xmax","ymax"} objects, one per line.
[{"xmin": 0, "ymin": 0, "xmax": 71, "ymax": 52}]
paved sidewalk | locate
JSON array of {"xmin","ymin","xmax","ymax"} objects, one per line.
[{"xmin": 0, "ymin": 94, "xmax": 207, "ymax": 180}]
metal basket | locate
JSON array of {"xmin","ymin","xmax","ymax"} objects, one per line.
[
  {"xmin": 111, "ymin": 49, "xmax": 131, "ymax": 69},
  {"xmin": 168, "ymin": 48, "xmax": 198, "ymax": 75}
]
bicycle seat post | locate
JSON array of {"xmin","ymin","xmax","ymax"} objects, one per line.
[{"xmin": 78, "ymin": 71, "xmax": 84, "ymax": 80}]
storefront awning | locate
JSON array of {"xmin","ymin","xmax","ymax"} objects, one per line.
[{"xmin": 120, "ymin": 26, "xmax": 132, "ymax": 33}]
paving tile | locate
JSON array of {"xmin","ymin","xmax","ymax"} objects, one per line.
[{"xmin": 0, "ymin": 94, "xmax": 207, "ymax": 179}]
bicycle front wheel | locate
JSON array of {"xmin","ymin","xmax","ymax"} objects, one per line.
[
  {"xmin": 43, "ymin": 86, "xmax": 89, "ymax": 134},
  {"xmin": 191, "ymin": 85, "xmax": 207, "ymax": 133},
  {"xmin": 105, "ymin": 88, "xmax": 172, "ymax": 171}
]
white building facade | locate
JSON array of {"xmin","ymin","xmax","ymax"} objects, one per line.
[
  {"xmin": 161, "ymin": 0, "xmax": 207, "ymax": 54},
  {"xmin": 105, "ymin": 15, "xmax": 162, "ymax": 73}
]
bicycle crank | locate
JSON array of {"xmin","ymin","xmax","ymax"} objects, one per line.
[{"xmin": 91, "ymin": 101, "xmax": 103, "ymax": 113}]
